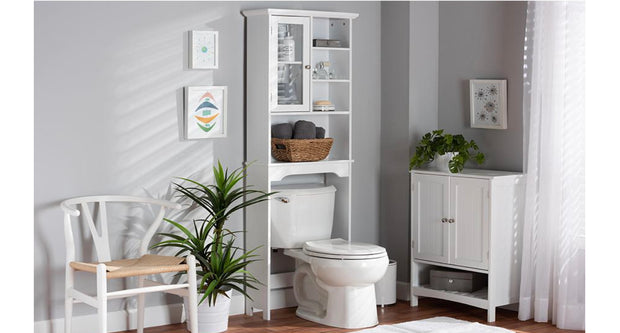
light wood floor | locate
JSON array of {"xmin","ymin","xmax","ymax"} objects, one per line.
[{"xmin": 117, "ymin": 298, "xmax": 584, "ymax": 333}]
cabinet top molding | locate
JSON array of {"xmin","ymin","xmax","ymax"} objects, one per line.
[
  {"xmin": 242, "ymin": 8, "xmax": 359, "ymax": 19},
  {"xmin": 410, "ymin": 168, "xmax": 523, "ymax": 179}
]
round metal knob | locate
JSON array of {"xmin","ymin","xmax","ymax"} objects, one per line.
[
  {"xmin": 441, "ymin": 218, "xmax": 448, "ymax": 223},
  {"xmin": 448, "ymin": 218, "xmax": 455, "ymax": 223},
  {"xmin": 304, "ymin": 65, "xmax": 311, "ymax": 69}
]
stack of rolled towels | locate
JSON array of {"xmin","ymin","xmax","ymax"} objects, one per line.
[{"xmin": 272, "ymin": 120, "xmax": 326, "ymax": 139}]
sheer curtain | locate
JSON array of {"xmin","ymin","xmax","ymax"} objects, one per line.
[{"xmin": 519, "ymin": 1, "xmax": 585, "ymax": 330}]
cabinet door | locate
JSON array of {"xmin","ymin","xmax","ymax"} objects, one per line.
[
  {"xmin": 449, "ymin": 177, "xmax": 489, "ymax": 270},
  {"xmin": 411, "ymin": 174, "xmax": 450, "ymax": 264},
  {"xmin": 270, "ymin": 16, "xmax": 311, "ymax": 112}
]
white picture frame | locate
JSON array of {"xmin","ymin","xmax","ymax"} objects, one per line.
[
  {"xmin": 189, "ymin": 31, "xmax": 218, "ymax": 69},
  {"xmin": 469, "ymin": 79, "xmax": 507, "ymax": 129},
  {"xmin": 184, "ymin": 86, "xmax": 227, "ymax": 139}
]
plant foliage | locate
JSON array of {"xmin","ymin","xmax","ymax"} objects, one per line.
[
  {"xmin": 152, "ymin": 161, "xmax": 274, "ymax": 305},
  {"xmin": 409, "ymin": 129, "xmax": 485, "ymax": 173}
]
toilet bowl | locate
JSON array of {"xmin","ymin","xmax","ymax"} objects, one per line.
[{"xmin": 271, "ymin": 184, "xmax": 389, "ymax": 329}]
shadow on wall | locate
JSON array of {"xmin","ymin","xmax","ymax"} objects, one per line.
[{"xmin": 35, "ymin": 8, "xmax": 225, "ymax": 330}]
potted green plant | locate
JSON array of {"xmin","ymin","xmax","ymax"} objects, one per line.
[
  {"xmin": 152, "ymin": 161, "xmax": 274, "ymax": 333},
  {"xmin": 409, "ymin": 129, "xmax": 485, "ymax": 173}
]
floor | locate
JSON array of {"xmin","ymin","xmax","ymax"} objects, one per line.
[{"xmin": 116, "ymin": 298, "xmax": 584, "ymax": 333}]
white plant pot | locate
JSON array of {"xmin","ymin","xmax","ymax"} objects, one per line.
[
  {"xmin": 184, "ymin": 289, "xmax": 233, "ymax": 333},
  {"xmin": 433, "ymin": 152, "xmax": 458, "ymax": 172}
]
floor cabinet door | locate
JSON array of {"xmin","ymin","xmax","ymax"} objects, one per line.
[
  {"xmin": 449, "ymin": 177, "xmax": 489, "ymax": 270},
  {"xmin": 411, "ymin": 174, "xmax": 450, "ymax": 264}
]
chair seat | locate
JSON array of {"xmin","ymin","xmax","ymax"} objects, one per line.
[{"xmin": 70, "ymin": 254, "xmax": 189, "ymax": 279}]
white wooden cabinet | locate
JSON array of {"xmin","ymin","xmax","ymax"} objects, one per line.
[
  {"xmin": 410, "ymin": 169, "xmax": 524, "ymax": 322},
  {"xmin": 242, "ymin": 8, "xmax": 358, "ymax": 321}
]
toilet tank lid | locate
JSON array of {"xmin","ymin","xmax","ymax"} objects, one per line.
[
  {"xmin": 271, "ymin": 184, "xmax": 336, "ymax": 195},
  {"xmin": 303, "ymin": 238, "xmax": 386, "ymax": 256}
]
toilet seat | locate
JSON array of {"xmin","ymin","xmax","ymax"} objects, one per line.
[{"xmin": 303, "ymin": 238, "xmax": 387, "ymax": 260}]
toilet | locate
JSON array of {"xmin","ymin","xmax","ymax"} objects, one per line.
[{"xmin": 271, "ymin": 184, "xmax": 389, "ymax": 329}]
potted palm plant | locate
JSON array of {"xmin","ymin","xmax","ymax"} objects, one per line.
[
  {"xmin": 152, "ymin": 161, "xmax": 273, "ymax": 333},
  {"xmin": 409, "ymin": 129, "xmax": 485, "ymax": 173}
]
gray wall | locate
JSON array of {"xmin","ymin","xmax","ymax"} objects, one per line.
[
  {"xmin": 378, "ymin": 1, "xmax": 526, "ymax": 283},
  {"xmin": 438, "ymin": 1, "xmax": 526, "ymax": 172},
  {"xmin": 35, "ymin": 0, "xmax": 527, "ymax": 323},
  {"xmin": 34, "ymin": 1, "xmax": 381, "ymax": 322}
]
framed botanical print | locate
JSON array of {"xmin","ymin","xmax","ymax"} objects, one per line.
[{"xmin": 470, "ymin": 79, "xmax": 507, "ymax": 129}]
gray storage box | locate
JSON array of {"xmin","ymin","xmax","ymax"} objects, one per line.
[{"xmin": 429, "ymin": 269, "xmax": 486, "ymax": 292}]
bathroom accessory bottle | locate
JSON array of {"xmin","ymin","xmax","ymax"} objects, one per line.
[{"xmin": 279, "ymin": 31, "xmax": 295, "ymax": 61}]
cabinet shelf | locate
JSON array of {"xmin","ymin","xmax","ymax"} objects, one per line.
[
  {"xmin": 268, "ymin": 159, "xmax": 353, "ymax": 181},
  {"xmin": 278, "ymin": 61, "xmax": 302, "ymax": 65},
  {"xmin": 312, "ymin": 79, "xmax": 350, "ymax": 83},
  {"xmin": 270, "ymin": 111, "xmax": 349, "ymax": 116},
  {"xmin": 412, "ymin": 285, "xmax": 489, "ymax": 309},
  {"xmin": 312, "ymin": 47, "xmax": 350, "ymax": 51}
]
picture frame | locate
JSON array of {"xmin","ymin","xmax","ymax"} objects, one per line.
[
  {"xmin": 469, "ymin": 79, "xmax": 507, "ymax": 129},
  {"xmin": 184, "ymin": 86, "xmax": 227, "ymax": 139},
  {"xmin": 189, "ymin": 30, "xmax": 218, "ymax": 69}
]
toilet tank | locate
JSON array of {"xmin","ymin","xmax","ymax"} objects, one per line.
[{"xmin": 270, "ymin": 184, "xmax": 336, "ymax": 249}]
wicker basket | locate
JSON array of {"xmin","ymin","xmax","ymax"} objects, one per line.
[{"xmin": 271, "ymin": 138, "xmax": 333, "ymax": 162}]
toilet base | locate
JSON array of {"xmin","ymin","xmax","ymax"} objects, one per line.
[{"xmin": 296, "ymin": 281, "xmax": 379, "ymax": 329}]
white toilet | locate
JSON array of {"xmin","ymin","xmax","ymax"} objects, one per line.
[{"xmin": 271, "ymin": 184, "xmax": 389, "ymax": 329}]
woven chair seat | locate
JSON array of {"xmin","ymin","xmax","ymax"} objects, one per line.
[{"xmin": 70, "ymin": 254, "xmax": 188, "ymax": 279}]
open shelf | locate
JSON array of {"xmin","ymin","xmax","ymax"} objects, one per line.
[
  {"xmin": 271, "ymin": 111, "xmax": 350, "ymax": 116},
  {"xmin": 312, "ymin": 47, "xmax": 350, "ymax": 51},
  {"xmin": 412, "ymin": 285, "xmax": 489, "ymax": 309},
  {"xmin": 313, "ymin": 79, "xmax": 350, "ymax": 83},
  {"xmin": 268, "ymin": 159, "xmax": 353, "ymax": 181}
]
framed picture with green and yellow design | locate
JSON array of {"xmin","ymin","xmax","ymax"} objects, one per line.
[{"xmin": 184, "ymin": 86, "xmax": 227, "ymax": 139}]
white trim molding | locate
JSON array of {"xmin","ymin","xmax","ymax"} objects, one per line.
[{"xmin": 34, "ymin": 294, "xmax": 245, "ymax": 333}]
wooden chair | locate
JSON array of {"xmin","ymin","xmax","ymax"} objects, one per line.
[{"xmin": 61, "ymin": 195, "xmax": 198, "ymax": 333}]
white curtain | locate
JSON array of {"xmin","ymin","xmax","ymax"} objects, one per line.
[{"xmin": 519, "ymin": 1, "xmax": 585, "ymax": 330}]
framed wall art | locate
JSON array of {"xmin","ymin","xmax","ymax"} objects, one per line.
[
  {"xmin": 185, "ymin": 86, "xmax": 227, "ymax": 139},
  {"xmin": 189, "ymin": 30, "xmax": 218, "ymax": 69},
  {"xmin": 469, "ymin": 79, "xmax": 507, "ymax": 129}
]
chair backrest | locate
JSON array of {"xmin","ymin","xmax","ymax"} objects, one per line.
[{"xmin": 61, "ymin": 195, "xmax": 182, "ymax": 264}]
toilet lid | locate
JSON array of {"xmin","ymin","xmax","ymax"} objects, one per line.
[{"xmin": 303, "ymin": 238, "xmax": 387, "ymax": 259}]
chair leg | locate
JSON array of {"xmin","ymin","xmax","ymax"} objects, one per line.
[
  {"xmin": 137, "ymin": 276, "xmax": 145, "ymax": 333},
  {"xmin": 65, "ymin": 266, "xmax": 74, "ymax": 333},
  {"xmin": 97, "ymin": 264, "xmax": 108, "ymax": 333},
  {"xmin": 186, "ymin": 255, "xmax": 199, "ymax": 333}
]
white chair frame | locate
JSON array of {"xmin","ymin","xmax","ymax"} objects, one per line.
[{"xmin": 61, "ymin": 195, "xmax": 198, "ymax": 333}]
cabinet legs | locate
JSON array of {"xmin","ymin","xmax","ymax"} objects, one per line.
[
  {"xmin": 410, "ymin": 295, "xmax": 418, "ymax": 307},
  {"xmin": 487, "ymin": 307, "xmax": 496, "ymax": 322}
]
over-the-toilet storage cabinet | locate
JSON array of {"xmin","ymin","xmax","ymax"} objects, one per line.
[
  {"xmin": 242, "ymin": 9, "xmax": 358, "ymax": 320},
  {"xmin": 410, "ymin": 169, "xmax": 524, "ymax": 322}
]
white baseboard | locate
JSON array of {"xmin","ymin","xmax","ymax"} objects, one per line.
[
  {"xmin": 34, "ymin": 294, "xmax": 246, "ymax": 333},
  {"xmin": 396, "ymin": 281, "xmax": 410, "ymax": 301}
]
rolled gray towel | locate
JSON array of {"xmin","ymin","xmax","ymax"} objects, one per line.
[
  {"xmin": 271, "ymin": 123, "xmax": 293, "ymax": 139},
  {"xmin": 293, "ymin": 120, "xmax": 316, "ymax": 139},
  {"xmin": 316, "ymin": 127, "xmax": 326, "ymax": 139}
]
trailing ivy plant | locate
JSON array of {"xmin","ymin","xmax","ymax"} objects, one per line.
[{"xmin": 409, "ymin": 129, "xmax": 485, "ymax": 173}]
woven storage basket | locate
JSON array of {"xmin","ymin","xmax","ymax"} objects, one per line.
[{"xmin": 271, "ymin": 138, "xmax": 333, "ymax": 162}]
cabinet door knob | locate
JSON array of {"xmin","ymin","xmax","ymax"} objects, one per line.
[
  {"xmin": 304, "ymin": 65, "xmax": 311, "ymax": 69},
  {"xmin": 441, "ymin": 218, "xmax": 448, "ymax": 223},
  {"xmin": 448, "ymin": 218, "xmax": 455, "ymax": 223}
]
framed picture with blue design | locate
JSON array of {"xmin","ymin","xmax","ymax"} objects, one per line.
[
  {"xmin": 470, "ymin": 79, "xmax": 507, "ymax": 129},
  {"xmin": 189, "ymin": 31, "xmax": 218, "ymax": 69},
  {"xmin": 185, "ymin": 86, "xmax": 227, "ymax": 139}
]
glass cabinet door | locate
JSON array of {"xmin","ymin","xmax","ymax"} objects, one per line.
[{"xmin": 271, "ymin": 16, "xmax": 310, "ymax": 112}]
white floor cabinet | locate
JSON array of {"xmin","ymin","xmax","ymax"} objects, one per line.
[{"xmin": 410, "ymin": 169, "xmax": 525, "ymax": 322}]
